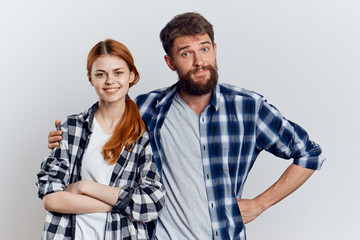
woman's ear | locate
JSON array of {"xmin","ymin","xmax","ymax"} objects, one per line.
[
  {"xmin": 88, "ymin": 73, "xmax": 94, "ymax": 86},
  {"xmin": 129, "ymin": 71, "xmax": 135, "ymax": 84}
]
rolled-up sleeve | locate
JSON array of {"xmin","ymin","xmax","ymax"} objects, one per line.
[
  {"xmin": 256, "ymin": 100, "xmax": 326, "ymax": 170},
  {"xmin": 112, "ymin": 139, "xmax": 165, "ymax": 222},
  {"xmin": 37, "ymin": 124, "xmax": 70, "ymax": 199}
]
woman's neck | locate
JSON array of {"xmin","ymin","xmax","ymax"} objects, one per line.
[{"xmin": 95, "ymin": 100, "xmax": 126, "ymax": 134}]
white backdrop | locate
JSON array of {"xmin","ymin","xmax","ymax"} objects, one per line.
[{"xmin": 1, "ymin": 0, "xmax": 359, "ymax": 239}]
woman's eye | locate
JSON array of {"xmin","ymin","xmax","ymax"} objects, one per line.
[
  {"xmin": 115, "ymin": 71, "xmax": 123, "ymax": 76},
  {"xmin": 95, "ymin": 73, "xmax": 105, "ymax": 77}
]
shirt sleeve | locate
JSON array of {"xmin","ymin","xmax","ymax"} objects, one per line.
[
  {"xmin": 255, "ymin": 100, "xmax": 326, "ymax": 170},
  {"xmin": 112, "ymin": 137, "xmax": 165, "ymax": 222},
  {"xmin": 37, "ymin": 123, "xmax": 71, "ymax": 199}
]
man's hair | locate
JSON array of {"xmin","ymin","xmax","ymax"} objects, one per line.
[{"xmin": 160, "ymin": 12, "xmax": 214, "ymax": 56}]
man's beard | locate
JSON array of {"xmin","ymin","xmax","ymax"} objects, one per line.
[{"xmin": 177, "ymin": 64, "xmax": 218, "ymax": 96}]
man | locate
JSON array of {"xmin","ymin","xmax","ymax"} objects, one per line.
[{"xmin": 48, "ymin": 12, "xmax": 325, "ymax": 239}]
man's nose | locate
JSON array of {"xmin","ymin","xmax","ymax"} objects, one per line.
[{"xmin": 193, "ymin": 53, "xmax": 204, "ymax": 66}]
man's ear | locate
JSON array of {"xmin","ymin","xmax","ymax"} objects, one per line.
[
  {"xmin": 213, "ymin": 43, "xmax": 217, "ymax": 56},
  {"xmin": 164, "ymin": 55, "xmax": 176, "ymax": 71}
]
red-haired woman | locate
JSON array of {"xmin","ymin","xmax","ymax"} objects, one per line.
[{"xmin": 37, "ymin": 39, "xmax": 165, "ymax": 240}]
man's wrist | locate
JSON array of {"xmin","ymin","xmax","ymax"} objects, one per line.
[{"xmin": 254, "ymin": 194, "xmax": 270, "ymax": 213}]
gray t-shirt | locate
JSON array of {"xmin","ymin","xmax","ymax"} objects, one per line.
[{"xmin": 156, "ymin": 92, "xmax": 212, "ymax": 239}]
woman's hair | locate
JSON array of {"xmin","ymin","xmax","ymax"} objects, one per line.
[{"xmin": 87, "ymin": 39, "xmax": 147, "ymax": 164}]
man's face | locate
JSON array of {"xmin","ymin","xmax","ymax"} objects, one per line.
[{"xmin": 165, "ymin": 34, "xmax": 218, "ymax": 96}]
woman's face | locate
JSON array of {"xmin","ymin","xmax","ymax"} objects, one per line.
[{"xmin": 89, "ymin": 55, "xmax": 134, "ymax": 105}]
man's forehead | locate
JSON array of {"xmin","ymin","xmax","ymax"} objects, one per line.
[{"xmin": 173, "ymin": 34, "xmax": 212, "ymax": 49}]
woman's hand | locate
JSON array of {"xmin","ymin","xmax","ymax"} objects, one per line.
[
  {"xmin": 66, "ymin": 180, "xmax": 120, "ymax": 207},
  {"xmin": 66, "ymin": 179, "xmax": 91, "ymax": 194}
]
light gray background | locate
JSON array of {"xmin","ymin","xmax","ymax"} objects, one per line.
[{"xmin": 1, "ymin": 0, "xmax": 359, "ymax": 239}]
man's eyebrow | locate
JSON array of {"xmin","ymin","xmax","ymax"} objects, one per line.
[
  {"xmin": 177, "ymin": 45, "xmax": 190, "ymax": 54},
  {"xmin": 177, "ymin": 41, "xmax": 212, "ymax": 53},
  {"xmin": 200, "ymin": 41, "xmax": 212, "ymax": 46}
]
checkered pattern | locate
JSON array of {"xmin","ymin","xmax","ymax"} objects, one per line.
[
  {"xmin": 135, "ymin": 83, "xmax": 325, "ymax": 240},
  {"xmin": 37, "ymin": 103, "xmax": 165, "ymax": 240}
]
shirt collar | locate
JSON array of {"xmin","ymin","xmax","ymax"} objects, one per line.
[
  {"xmin": 154, "ymin": 83, "xmax": 178, "ymax": 110},
  {"xmin": 76, "ymin": 102, "xmax": 98, "ymax": 132},
  {"xmin": 209, "ymin": 84, "xmax": 220, "ymax": 111},
  {"xmin": 157, "ymin": 83, "xmax": 221, "ymax": 111}
]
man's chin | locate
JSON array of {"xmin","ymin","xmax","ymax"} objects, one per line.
[
  {"xmin": 178, "ymin": 80, "xmax": 215, "ymax": 96},
  {"xmin": 177, "ymin": 65, "xmax": 218, "ymax": 96}
]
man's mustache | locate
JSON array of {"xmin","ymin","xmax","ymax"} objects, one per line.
[{"xmin": 190, "ymin": 65, "xmax": 214, "ymax": 74}]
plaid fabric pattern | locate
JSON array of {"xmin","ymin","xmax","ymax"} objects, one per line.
[
  {"xmin": 136, "ymin": 83, "xmax": 325, "ymax": 240},
  {"xmin": 37, "ymin": 102, "xmax": 165, "ymax": 240}
]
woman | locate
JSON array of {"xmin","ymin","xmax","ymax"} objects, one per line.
[{"xmin": 37, "ymin": 39, "xmax": 165, "ymax": 240}]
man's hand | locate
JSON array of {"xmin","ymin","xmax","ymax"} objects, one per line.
[
  {"xmin": 237, "ymin": 198, "xmax": 264, "ymax": 224},
  {"xmin": 48, "ymin": 120, "xmax": 62, "ymax": 150},
  {"xmin": 237, "ymin": 164, "xmax": 315, "ymax": 224}
]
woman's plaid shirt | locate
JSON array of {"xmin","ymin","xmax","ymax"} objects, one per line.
[{"xmin": 37, "ymin": 103, "xmax": 165, "ymax": 240}]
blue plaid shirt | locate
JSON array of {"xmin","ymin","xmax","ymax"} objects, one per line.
[{"xmin": 135, "ymin": 83, "xmax": 325, "ymax": 240}]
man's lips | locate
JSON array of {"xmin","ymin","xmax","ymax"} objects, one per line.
[{"xmin": 192, "ymin": 67, "xmax": 209, "ymax": 76}]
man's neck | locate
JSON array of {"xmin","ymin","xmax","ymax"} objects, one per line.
[{"xmin": 179, "ymin": 90, "xmax": 212, "ymax": 115}]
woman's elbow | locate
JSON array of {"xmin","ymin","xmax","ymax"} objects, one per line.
[{"xmin": 43, "ymin": 192, "xmax": 61, "ymax": 212}]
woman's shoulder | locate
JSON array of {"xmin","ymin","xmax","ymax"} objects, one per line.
[
  {"xmin": 137, "ymin": 130, "xmax": 150, "ymax": 144},
  {"xmin": 127, "ymin": 130, "xmax": 151, "ymax": 154},
  {"xmin": 57, "ymin": 103, "xmax": 97, "ymax": 132},
  {"xmin": 57, "ymin": 113, "xmax": 84, "ymax": 130}
]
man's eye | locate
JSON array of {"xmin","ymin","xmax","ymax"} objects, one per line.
[
  {"xmin": 202, "ymin": 47, "xmax": 209, "ymax": 52},
  {"xmin": 182, "ymin": 52, "xmax": 190, "ymax": 57}
]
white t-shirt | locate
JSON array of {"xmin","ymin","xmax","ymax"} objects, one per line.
[{"xmin": 75, "ymin": 117, "xmax": 115, "ymax": 240}]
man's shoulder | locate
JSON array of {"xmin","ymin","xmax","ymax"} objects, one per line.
[
  {"xmin": 218, "ymin": 83, "xmax": 264, "ymax": 101},
  {"xmin": 135, "ymin": 85, "xmax": 176, "ymax": 109},
  {"xmin": 136, "ymin": 86, "xmax": 173, "ymax": 101}
]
